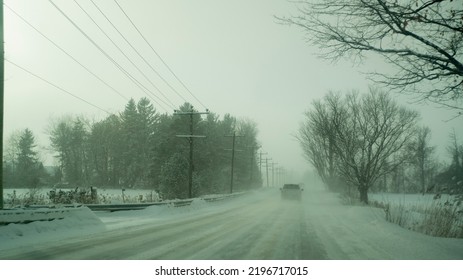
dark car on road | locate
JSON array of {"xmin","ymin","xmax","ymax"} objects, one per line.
[{"xmin": 280, "ymin": 184, "xmax": 303, "ymax": 200}]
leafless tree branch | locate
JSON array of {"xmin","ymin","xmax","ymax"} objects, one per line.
[{"xmin": 277, "ymin": 0, "xmax": 463, "ymax": 110}]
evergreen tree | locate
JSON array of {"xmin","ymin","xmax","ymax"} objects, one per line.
[
  {"xmin": 16, "ymin": 129, "xmax": 42, "ymax": 187},
  {"xmin": 120, "ymin": 99, "xmax": 140, "ymax": 187},
  {"xmin": 47, "ymin": 99, "xmax": 262, "ymax": 198},
  {"xmin": 49, "ymin": 117, "xmax": 90, "ymax": 186},
  {"xmin": 136, "ymin": 97, "xmax": 159, "ymax": 187},
  {"xmin": 119, "ymin": 98, "xmax": 159, "ymax": 188},
  {"xmin": 89, "ymin": 114, "xmax": 123, "ymax": 186},
  {"xmin": 159, "ymin": 152, "xmax": 189, "ymax": 199},
  {"xmin": 235, "ymin": 118, "xmax": 261, "ymax": 190}
]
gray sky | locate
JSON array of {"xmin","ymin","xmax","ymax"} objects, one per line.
[{"xmin": 3, "ymin": 0, "xmax": 462, "ymax": 177}]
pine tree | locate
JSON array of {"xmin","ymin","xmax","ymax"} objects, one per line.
[
  {"xmin": 49, "ymin": 117, "xmax": 90, "ymax": 186},
  {"xmin": 89, "ymin": 114, "xmax": 122, "ymax": 186},
  {"xmin": 136, "ymin": 97, "xmax": 159, "ymax": 187},
  {"xmin": 159, "ymin": 152, "xmax": 189, "ymax": 199},
  {"xmin": 16, "ymin": 129, "xmax": 42, "ymax": 187},
  {"xmin": 119, "ymin": 98, "xmax": 159, "ymax": 188}
]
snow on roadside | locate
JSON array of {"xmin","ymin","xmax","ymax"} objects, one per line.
[
  {"xmin": 369, "ymin": 192, "xmax": 463, "ymax": 238},
  {"xmin": 0, "ymin": 207, "xmax": 105, "ymax": 251},
  {"xmin": 303, "ymin": 187, "xmax": 463, "ymax": 259},
  {"xmin": 0, "ymin": 191, "xmax": 259, "ymax": 252}
]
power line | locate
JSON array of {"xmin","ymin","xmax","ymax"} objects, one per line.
[
  {"xmin": 67, "ymin": 0, "xmax": 174, "ymax": 111},
  {"xmin": 73, "ymin": 0, "xmax": 176, "ymax": 109},
  {"xmin": 48, "ymin": 0, "xmax": 171, "ymax": 112},
  {"xmin": 89, "ymin": 0, "xmax": 188, "ymax": 106},
  {"xmin": 114, "ymin": 0, "xmax": 208, "ymax": 110},
  {"xmin": 6, "ymin": 59, "xmax": 112, "ymax": 115},
  {"xmin": 4, "ymin": 3, "xmax": 129, "ymax": 102}
]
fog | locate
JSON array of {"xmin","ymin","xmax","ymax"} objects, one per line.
[{"xmin": 3, "ymin": 0, "xmax": 462, "ymax": 178}]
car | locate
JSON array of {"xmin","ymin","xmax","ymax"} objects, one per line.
[{"xmin": 280, "ymin": 184, "xmax": 303, "ymax": 200}]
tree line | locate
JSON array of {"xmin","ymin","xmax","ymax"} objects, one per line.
[
  {"xmin": 3, "ymin": 98, "xmax": 262, "ymax": 199},
  {"xmin": 298, "ymin": 87, "xmax": 463, "ymax": 204}
]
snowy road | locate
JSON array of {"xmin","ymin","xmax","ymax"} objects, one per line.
[
  {"xmin": 0, "ymin": 190, "xmax": 326, "ymax": 259},
  {"xmin": 1, "ymin": 187, "xmax": 462, "ymax": 259}
]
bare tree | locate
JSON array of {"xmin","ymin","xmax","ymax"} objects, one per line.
[
  {"xmin": 298, "ymin": 88, "xmax": 419, "ymax": 203},
  {"xmin": 298, "ymin": 91, "xmax": 346, "ymax": 191},
  {"xmin": 3, "ymin": 130, "xmax": 21, "ymax": 167},
  {"xmin": 333, "ymin": 88, "xmax": 419, "ymax": 203},
  {"xmin": 409, "ymin": 126, "xmax": 436, "ymax": 194},
  {"xmin": 279, "ymin": 0, "xmax": 463, "ymax": 110}
]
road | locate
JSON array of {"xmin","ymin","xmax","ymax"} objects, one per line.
[
  {"xmin": 1, "ymin": 186, "xmax": 462, "ymax": 259},
  {"xmin": 0, "ymin": 189, "xmax": 327, "ymax": 259}
]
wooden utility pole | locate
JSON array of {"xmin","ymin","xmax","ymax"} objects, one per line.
[
  {"xmin": 1, "ymin": 1, "xmax": 4, "ymax": 210},
  {"xmin": 271, "ymin": 162, "xmax": 278, "ymax": 188},
  {"xmin": 174, "ymin": 106, "xmax": 209, "ymax": 198},
  {"xmin": 225, "ymin": 131, "xmax": 243, "ymax": 194},
  {"xmin": 248, "ymin": 144, "xmax": 260, "ymax": 181},
  {"xmin": 259, "ymin": 150, "xmax": 267, "ymax": 181},
  {"xmin": 276, "ymin": 166, "xmax": 284, "ymax": 187},
  {"xmin": 265, "ymin": 158, "xmax": 271, "ymax": 188}
]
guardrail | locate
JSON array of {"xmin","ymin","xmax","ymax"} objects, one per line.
[
  {"xmin": 0, "ymin": 191, "xmax": 249, "ymax": 225},
  {"xmin": 86, "ymin": 199, "xmax": 194, "ymax": 211},
  {"xmin": 20, "ymin": 199, "xmax": 194, "ymax": 212},
  {"xmin": 201, "ymin": 192, "xmax": 246, "ymax": 202}
]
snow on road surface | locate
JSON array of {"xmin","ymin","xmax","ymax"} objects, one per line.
[{"xmin": 0, "ymin": 186, "xmax": 462, "ymax": 259}]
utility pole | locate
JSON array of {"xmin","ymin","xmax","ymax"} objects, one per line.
[
  {"xmin": 271, "ymin": 162, "xmax": 278, "ymax": 188},
  {"xmin": 258, "ymin": 150, "xmax": 267, "ymax": 182},
  {"xmin": 1, "ymin": 1, "xmax": 4, "ymax": 210},
  {"xmin": 276, "ymin": 166, "xmax": 284, "ymax": 186},
  {"xmin": 265, "ymin": 158, "xmax": 271, "ymax": 188},
  {"xmin": 174, "ymin": 106, "xmax": 209, "ymax": 198},
  {"xmin": 248, "ymin": 144, "xmax": 260, "ymax": 182},
  {"xmin": 225, "ymin": 131, "xmax": 243, "ymax": 194}
]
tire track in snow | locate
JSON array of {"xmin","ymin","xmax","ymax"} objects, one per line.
[{"xmin": 0, "ymin": 190, "xmax": 328, "ymax": 259}]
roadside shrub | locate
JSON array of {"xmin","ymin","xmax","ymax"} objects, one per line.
[
  {"xmin": 5, "ymin": 187, "xmax": 163, "ymax": 207},
  {"xmin": 419, "ymin": 203, "xmax": 463, "ymax": 238},
  {"xmin": 384, "ymin": 202, "xmax": 412, "ymax": 228},
  {"xmin": 372, "ymin": 195, "xmax": 463, "ymax": 239},
  {"xmin": 48, "ymin": 187, "xmax": 98, "ymax": 204},
  {"xmin": 4, "ymin": 188, "xmax": 48, "ymax": 207}
]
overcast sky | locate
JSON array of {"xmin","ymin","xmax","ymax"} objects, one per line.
[{"xmin": 3, "ymin": 0, "xmax": 462, "ymax": 178}]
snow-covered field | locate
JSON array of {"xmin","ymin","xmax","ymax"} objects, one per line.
[
  {"xmin": 0, "ymin": 187, "xmax": 462, "ymax": 259},
  {"xmin": 3, "ymin": 187, "xmax": 161, "ymax": 206},
  {"xmin": 370, "ymin": 192, "xmax": 457, "ymax": 206}
]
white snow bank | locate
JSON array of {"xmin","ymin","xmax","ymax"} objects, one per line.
[
  {"xmin": 0, "ymin": 191, "xmax": 257, "ymax": 252},
  {"xmin": 305, "ymin": 188, "xmax": 463, "ymax": 259},
  {"xmin": 0, "ymin": 207, "xmax": 105, "ymax": 250}
]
